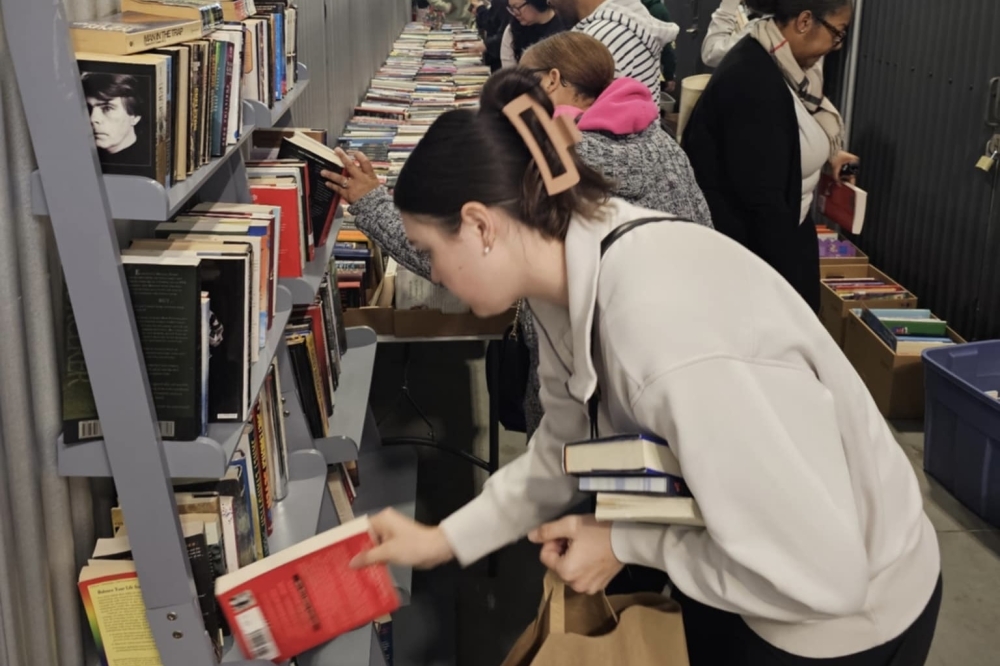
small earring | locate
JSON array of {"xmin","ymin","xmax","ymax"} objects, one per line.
[{"xmin": 484, "ymin": 246, "xmax": 492, "ymax": 256}]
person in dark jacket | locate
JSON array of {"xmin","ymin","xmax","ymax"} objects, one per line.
[
  {"xmin": 500, "ymin": 0, "xmax": 567, "ymax": 68},
  {"xmin": 640, "ymin": 0, "xmax": 677, "ymax": 91},
  {"xmin": 682, "ymin": 0, "xmax": 858, "ymax": 312},
  {"xmin": 476, "ymin": 0, "xmax": 509, "ymax": 71}
]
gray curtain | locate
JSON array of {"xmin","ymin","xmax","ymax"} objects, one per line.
[{"xmin": 0, "ymin": 1, "xmax": 114, "ymax": 665}]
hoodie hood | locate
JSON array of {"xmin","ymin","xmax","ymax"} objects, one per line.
[
  {"xmin": 585, "ymin": 0, "xmax": 679, "ymax": 50},
  {"xmin": 552, "ymin": 77, "xmax": 659, "ymax": 136},
  {"xmin": 578, "ymin": 77, "xmax": 660, "ymax": 135}
]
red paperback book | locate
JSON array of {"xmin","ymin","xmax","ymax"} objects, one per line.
[
  {"xmin": 817, "ymin": 172, "xmax": 868, "ymax": 235},
  {"xmin": 216, "ymin": 515, "xmax": 400, "ymax": 662}
]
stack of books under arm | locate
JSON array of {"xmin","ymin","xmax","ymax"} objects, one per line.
[
  {"xmin": 68, "ymin": 0, "xmax": 300, "ymax": 187},
  {"xmin": 562, "ymin": 434, "xmax": 705, "ymax": 527}
]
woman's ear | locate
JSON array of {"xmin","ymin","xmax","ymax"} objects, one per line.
[
  {"xmin": 796, "ymin": 11, "xmax": 813, "ymax": 34},
  {"xmin": 543, "ymin": 68, "xmax": 562, "ymax": 94},
  {"xmin": 460, "ymin": 202, "xmax": 496, "ymax": 254}
]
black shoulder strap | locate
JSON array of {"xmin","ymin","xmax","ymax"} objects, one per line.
[
  {"xmin": 600, "ymin": 216, "xmax": 680, "ymax": 257},
  {"xmin": 588, "ymin": 216, "xmax": 682, "ymax": 438}
]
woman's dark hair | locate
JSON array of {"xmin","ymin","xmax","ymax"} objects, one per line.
[
  {"xmin": 81, "ymin": 72, "xmax": 145, "ymax": 116},
  {"xmin": 746, "ymin": 0, "xmax": 851, "ymax": 21},
  {"xmin": 521, "ymin": 0, "xmax": 549, "ymax": 10},
  {"xmin": 393, "ymin": 68, "xmax": 612, "ymax": 241}
]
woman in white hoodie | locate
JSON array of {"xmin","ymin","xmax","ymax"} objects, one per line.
[{"xmin": 349, "ymin": 79, "xmax": 942, "ymax": 664}]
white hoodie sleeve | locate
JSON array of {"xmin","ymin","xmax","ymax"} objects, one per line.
[
  {"xmin": 438, "ymin": 317, "xmax": 589, "ymax": 566},
  {"xmin": 701, "ymin": 0, "xmax": 753, "ymax": 67},
  {"xmin": 611, "ymin": 356, "xmax": 870, "ymax": 622},
  {"xmin": 500, "ymin": 25, "xmax": 516, "ymax": 68}
]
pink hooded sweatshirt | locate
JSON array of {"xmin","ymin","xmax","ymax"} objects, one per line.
[{"xmin": 553, "ymin": 76, "xmax": 660, "ymax": 135}]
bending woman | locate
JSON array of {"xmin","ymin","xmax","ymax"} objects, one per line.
[
  {"xmin": 683, "ymin": 0, "xmax": 856, "ymax": 312},
  {"xmin": 349, "ymin": 81, "xmax": 942, "ymax": 666},
  {"xmin": 323, "ymin": 32, "xmax": 710, "ymax": 438}
]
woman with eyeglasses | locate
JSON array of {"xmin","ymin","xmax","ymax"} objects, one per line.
[
  {"xmin": 499, "ymin": 0, "xmax": 566, "ymax": 68},
  {"xmin": 683, "ymin": 0, "xmax": 858, "ymax": 313}
]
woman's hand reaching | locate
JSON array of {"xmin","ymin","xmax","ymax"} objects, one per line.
[
  {"xmin": 350, "ymin": 508, "xmax": 456, "ymax": 570},
  {"xmin": 322, "ymin": 148, "xmax": 381, "ymax": 205}
]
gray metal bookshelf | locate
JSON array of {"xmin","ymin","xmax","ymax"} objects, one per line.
[{"xmin": 1, "ymin": 1, "xmax": 414, "ymax": 665}]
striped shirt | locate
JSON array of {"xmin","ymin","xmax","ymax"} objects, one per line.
[{"xmin": 574, "ymin": 0, "xmax": 676, "ymax": 99}]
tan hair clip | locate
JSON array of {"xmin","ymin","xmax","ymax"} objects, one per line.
[{"xmin": 501, "ymin": 93, "xmax": 583, "ymax": 196}]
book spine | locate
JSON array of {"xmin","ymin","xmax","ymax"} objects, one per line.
[
  {"xmin": 188, "ymin": 47, "xmax": 201, "ymax": 173},
  {"xmin": 247, "ymin": 425, "xmax": 270, "ymax": 557},
  {"xmin": 219, "ymin": 40, "xmax": 234, "ymax": 149},
  {"xmin": 253, "ymin": 403, "xmax": 273, "ymax": 536},
  {"xmin": 142, "ymin": 21, "xmax": 208, "ymax": 52},
  {"xmin": 303, "ymin": 334, "xmax": 330, "ymax": 436},
  {"xmin": 154, "ymin": 58, "xmax": 170, "ymax": 187},
  {"xmin": 860, "ymin": 308, "xmax": 901, "ymax": 351}
]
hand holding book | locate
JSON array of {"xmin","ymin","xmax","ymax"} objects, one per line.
[
  {"xmin": 828, "ymin": 150, "xmax": 860, "ymax": 185},
  {"xmin": 349, "ymin": 507, "xmax": 455, "ymax": 570},
  {"xmin": 323, "ymin": 147, "xmax": 381, "ymax": 205}
]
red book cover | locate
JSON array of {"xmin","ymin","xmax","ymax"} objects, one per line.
[
  {"xmin": 216, "ymin": 516, "xmax": 400, "ymax": 662},
  {"xmin": 251, "ymin": 183, "xmax": 304, "ymax": 279},
  {"xmin": 818, "ymin": 173, "xmax": 867, "ymax": 235}
]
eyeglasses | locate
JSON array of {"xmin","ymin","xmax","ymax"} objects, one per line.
[
  {"xmin": 507, "ymin": 1, "xmax": 528, "ymax": 15},
  {"xmin": 817, "ymin": 16, "xmax": 848, "ymax": 46}
]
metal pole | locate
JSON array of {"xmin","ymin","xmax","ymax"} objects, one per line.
[{"xmin": 842, "ymin": 0, "xmax": 866, "ymax": 148}]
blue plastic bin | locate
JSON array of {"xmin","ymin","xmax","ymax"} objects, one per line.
[{"xmin": 922, "ymin": 341, "xmax": 1000, "ymax": 528}]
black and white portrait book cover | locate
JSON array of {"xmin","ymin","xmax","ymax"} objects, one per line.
[{"xmin": 78, "ymin": 57, "xmax": 165, "ymax": 183}]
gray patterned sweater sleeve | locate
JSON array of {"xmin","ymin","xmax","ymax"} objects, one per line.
[
  {"xmin": 348, "ymin": 187, "xmax": 432, "ymax": 280},
  {"xmin": 575, "ymin": 125, "xmax": 714, "ymax": 229}
]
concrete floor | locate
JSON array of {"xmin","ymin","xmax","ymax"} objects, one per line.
[{"xmin": 365, "ymin": 341, "xmax": 1000, "ymax": 666}]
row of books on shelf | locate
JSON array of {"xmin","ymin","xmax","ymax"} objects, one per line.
[
  {"xmin": 338, "ymin": 22, "xmax": 489, "ymax": 188},
  {"xmin": 62, "ymin": 128, "xmax": 349, "ymax": 445},
  {"xmin": 76, "ymin": 403, "xmax": 383, "ymax": 664},
  {"xmin": 71, "ymin": 0, "xmax": 300, "ymax": 186}
]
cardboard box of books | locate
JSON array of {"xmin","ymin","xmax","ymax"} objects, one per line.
[
  {"xmin": 817, "ymin": 223, "xmax": 869, "ymax": 267},
  {"xmin": 819, "ymin": 264, "xmax": 918, "ymax": 347},
  {"xmin": 843, "ymin": 308, "xmax": 966, "ymax": 419}
]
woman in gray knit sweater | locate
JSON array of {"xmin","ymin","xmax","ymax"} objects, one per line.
[{"xmin": 324, "ymin": 33, "xmax": 712, "ymax": 439}]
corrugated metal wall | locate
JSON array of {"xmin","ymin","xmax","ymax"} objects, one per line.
[
  {"xmin": 291, "ymin": 0, "xmax": 410, "ymax": 141},
  {"xmin": 850, "ymin": 0, "xmax": 1000, "ymax": 340}
]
